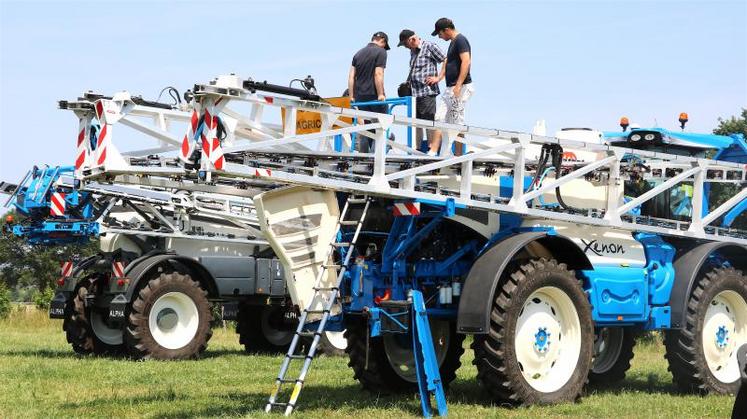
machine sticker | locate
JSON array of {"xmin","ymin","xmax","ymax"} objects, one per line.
[{"xmin": 581, "ymin": 239, "xmax": 626, "ymax": 256}]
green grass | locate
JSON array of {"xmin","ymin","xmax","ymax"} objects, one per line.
[{"xmin": 0, "ymin": 309, "xmax": 734, "ymax": 418}]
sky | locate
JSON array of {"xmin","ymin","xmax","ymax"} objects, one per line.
[{"xmin": 0, "ymin": 0, "xmax": 745, "ymax": 182}]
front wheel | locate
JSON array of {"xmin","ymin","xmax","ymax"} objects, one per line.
[
  {"xmin": 125, "ymin": 272, "xmax": 213, "ymax": 360},
  {"xmin": 665, "ymin": 267, "xmax": 747, "ymax": 394},
  {"xmin": 473, "ymin": 258, "xmax": 594, "ymax": 405}
]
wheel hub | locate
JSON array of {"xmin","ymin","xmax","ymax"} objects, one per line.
[
  {"xmin": 534, "ymin": 327, "xmax": 551, "ymax": 353},
  {"xmin": 715, "ymin": 325, "xmax": 729, "ymax": 349}
]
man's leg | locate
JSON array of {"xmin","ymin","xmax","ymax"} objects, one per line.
[
  {"xmin": 449, "ymin": 84, "xmax": 474, "ymax": 156},
  {"xmin": 430, "ymin": 91, "xmax": 450, "ymax": 155},
  {"xmin": 416, "ymin": 95, "xmax": 437, "ymax": 153}
]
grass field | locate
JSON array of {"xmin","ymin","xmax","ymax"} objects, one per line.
[{"xmin": 0, "ymin": 308, "xmax": 735, "ymax": 418}]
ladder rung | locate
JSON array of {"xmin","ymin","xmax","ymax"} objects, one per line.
[
  {"xmin": 269, "ymin": 402, "xmax": 289, "ymax": 408},
  {"xmin": 314, "ymin": 286, "xmax": 338, "ymax": 291},
  {"xmin": 288, "ymin": 354, "xmax": 310, "ymax": 360},
  {"xmin": 297, "ymin": 331, "xmax": 317, "ymax": 338},
  {"xmin": 331, "ymin": 242, "xmax": 350, "ymax": 247},
  {"xmin": 322, "ymin": 264, "xmax": 342, "ymax": 269},
  {"xmin": 305, "ymin": 309, "xmax": 330, "ymax": 314},
  {"xmin": 339, "ymin": 220, "xmax": 359, "ymax": 226},
  {"xmin": 347, "ymin": 198, "xmax": 368, "ymax": 204},
  {"xmin": 280, "ymin": 378, "xmax": 301, "ymax": 384}
]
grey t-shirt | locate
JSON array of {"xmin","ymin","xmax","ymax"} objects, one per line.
[
  {"xmin": 352, "ymin": 43, "xmax": 387, "ymax": 98},
  {"xmin": 445, "ymin": 34, "xmax": 472, "ymax": 87}
]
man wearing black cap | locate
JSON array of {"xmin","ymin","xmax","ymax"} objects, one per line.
[
  {"xmin": 398, "ymin": 29, "xmax": 446, "ymax": 155},
  {"xmin": 348, "ymin": 32, "xmax": 390, "ymax": 152},
  {"xmin": 431, "ymin": 17, "xmax": 474, "ymax": 156}
]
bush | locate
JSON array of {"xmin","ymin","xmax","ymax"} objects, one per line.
[
  {"xmin": 0, "ymin": 281, "xmax": 11, "ymax": 319},
  {"xmin": 32, "ymin": 287, "xmax": 55, "ymax": 311}
]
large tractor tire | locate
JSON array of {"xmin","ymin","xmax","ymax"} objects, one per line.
[
  {"xmin": 665, "ymin": 267, "xmax": 747, "ymax": 394},
  {"xmin": 63, "ymin": 276, "xmax": 126, "ymax": 356},
  {"xmin": 236, "ymin": 305, "xmax": 295, "ymax": 353},
  {"xmin": 589, "ymin": 327, "xmax": 636, "ymax": 385},
  {"xmin": 473, "ymin": 258, "xmax": 594, "ymax": 405},
  {"xmin": 344, "ymin": 315, "xmax": 464, "ymax": 394},
  {"xmin": 125, "ymin": 272, "xmax": 212, "ymax": 360}
]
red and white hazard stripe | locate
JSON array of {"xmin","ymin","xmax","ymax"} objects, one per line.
[
  {"xmin": 94, "ymin": 101, "xmax": 112, "ymax": 167},
  {"xmin": 199, "ymin": 104, "xmax": 225, "ymax": 170},
  {"xmin": 50, "ymin": 192, "xmax": 66, "ymax": 217},
  {"xmin": 254, "ymin": 168, "xmax": 272, "ymax": 177},
  {"xmin": 75, "ymin": 117, "xmax": 90, "ymax": 170},
  {"xmin": 179, "ymin": 107, "xmax": 200, "ymax": 163},
  {"xmin": 392, "ymin": 202, "xmax": 421, "ymax": 217},
  {"xmin": 60, "ymin": 261, "xmax": 73, "ymax": 278},
  {"xmin": 112, "ymin": 261, "xmax": 125, "ymax": 278}
]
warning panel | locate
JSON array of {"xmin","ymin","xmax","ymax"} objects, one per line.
[{"xmin": 281, "ymin": 97, "xmax": 353, "ymax": 135}]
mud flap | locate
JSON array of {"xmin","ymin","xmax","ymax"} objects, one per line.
[
  {"xmin": 49, "ymin": 291, "xmax": 70, "ymax": 319},
  {"xmin": 253, "ymin": 186, "xmax": 340, "ymax": 321}
]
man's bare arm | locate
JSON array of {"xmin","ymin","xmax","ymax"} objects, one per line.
[
  {"xmin": 374, "ymin": 67, "xmax": 385, "ymax": 100},
  {"xmin": 427, "ymin": 58, "xmax": 447, "ymax": 85},
  {"xmin": 348, "ymin": 66, "xmax": 356, "ymax": 101}
]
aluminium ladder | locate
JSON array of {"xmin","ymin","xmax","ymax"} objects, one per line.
[{"xmin": 265, "ymin": 194, "xmax": 370, "ymax": 416}]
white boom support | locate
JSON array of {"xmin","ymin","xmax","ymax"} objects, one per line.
[{"xmin": 61, "ymin": 75, "xmax": 747, "ymax": 246}]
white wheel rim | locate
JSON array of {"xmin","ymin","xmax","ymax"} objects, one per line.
[
  {"xmin": 90, "ymin": 311, "xmax": 123, "ymax": 345},
  {"xmin": 324, "ymin": 330, "xmax": 348, "ymax": 351},
  {"xmin": 148, "ymin": 292, "xmax": 199, "ymax": 350},
  {"xmin": 515, "ymin": 286, "xmax": 582, "ymax": 393},
  {"xmin": 702, "ymin": 290, "xmax": 747, "ymax": 383},
  {"xmin": 383, "ymin": 320, "xmax": 450, "ymax": 383},
  {"xmin": 591, "ymin": 327, "xmax": 624, "ymax": 374}
]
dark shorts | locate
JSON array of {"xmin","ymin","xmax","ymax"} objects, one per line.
[{"xmin": 416, "ymin": 95, "xmax": 436, "ymax": 120}]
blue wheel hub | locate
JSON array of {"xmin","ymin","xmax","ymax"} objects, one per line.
[
  {"xmin": 715, "ymin": 325, "xmax": 729, "ymax": 349},
  {"xmin": 534, "ymin": 327, "xmax": 551, "ymax": 353}
]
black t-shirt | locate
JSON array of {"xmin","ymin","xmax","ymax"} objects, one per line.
[
  {"xmin": 352, "ymin": 43, "xmax": 387, "ymax": 98},
  {"xmin": 445, "ymin": 34, "xmax": 472, "ymax": 87}
]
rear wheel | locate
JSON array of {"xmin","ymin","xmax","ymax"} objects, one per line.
[
  {"xmin": 344, "ymin": 315, "xmax": 464, "ymax": 394},
  {"xmin": 589, "ymin": 327, "xmax": 636, "ymax": 385},
  {"xmin": 126, "ymin": 272, "xmax": 212, "ymax": 360},
  {"xmin": 473, "ymin": 258, "xmax": 593, "ymax": 405},
  {"xmin": 665, "ymin": 267, "xmax": 747, "ymax": 394},
  {"xmin": 237, "ymin": 305, "xmax": 294, "ymax": 353},
  {"xmin": 63, "ymin": 276, "xmax": 126, "ymax": 356}
]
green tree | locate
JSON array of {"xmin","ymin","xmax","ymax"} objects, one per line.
[
  {"xmin": 714, "ymin": 108, "xmax": 747, "ymax": 138},
  {"xmin": 709, "ymin": 109, "xmax": 747, "ymax": 230}
]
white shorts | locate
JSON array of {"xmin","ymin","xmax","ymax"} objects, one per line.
[{"xmin": 435, "ymin": 83, "xmax": 475, "ymax": 125}]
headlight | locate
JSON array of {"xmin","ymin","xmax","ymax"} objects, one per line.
[
  {"xmin": 644, "ymin": 133, "xmax": 656, "ymax": 141},
  {"xmin": 630, "ymin": 134, "xmax": 642, "ymax": 142}
]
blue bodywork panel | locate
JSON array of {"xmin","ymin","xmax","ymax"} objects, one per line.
[{"xmin": 581, "ymin": 266, "xmax": 648, "ymax": 324}]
